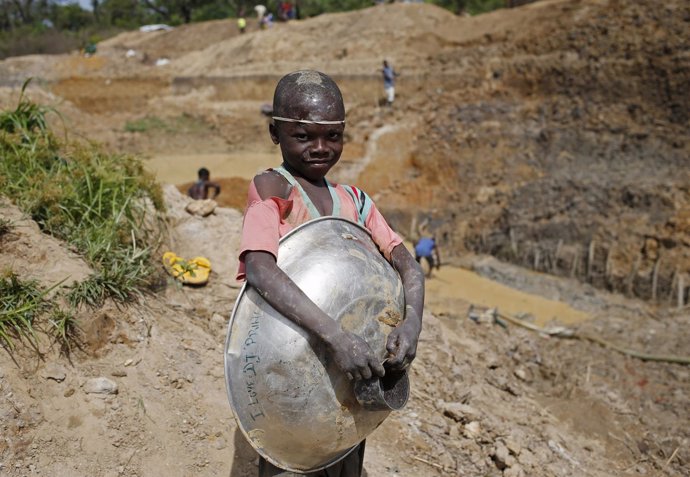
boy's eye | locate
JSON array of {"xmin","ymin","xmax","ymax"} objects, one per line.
[
  {"xmin": 294, "ymin": 133, "xmax": 308, "ymax": 141},
  {"xmin": 328, "ymin": 131, "xmax": 341, "ymax": 140}
]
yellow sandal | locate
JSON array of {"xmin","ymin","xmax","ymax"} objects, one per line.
[{"xmin": 162, "ymin": 252, "xmax": 211, "ymax": 286}]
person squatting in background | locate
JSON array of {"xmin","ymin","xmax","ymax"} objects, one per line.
[{"xmin": 187, "ymin": 167, "xmax": 221, "ymax": 200}]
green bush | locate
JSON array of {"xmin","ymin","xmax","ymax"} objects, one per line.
[
  {"xmin": 0, "ymin": 81, "xmax": 164, "ymax": 311},
  {"xmin": 0, "ymin": 271, "xmax": 75, "ymax": 351}
]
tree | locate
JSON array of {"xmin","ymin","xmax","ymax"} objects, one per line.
[{"xmin": 141, "ymin": 0, "xmax": 218, "ymax": 23}]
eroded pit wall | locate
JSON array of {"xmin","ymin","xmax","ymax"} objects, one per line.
[{"xmin": 171, "ymin": 74, "xmax": 435, "ymax": 106}]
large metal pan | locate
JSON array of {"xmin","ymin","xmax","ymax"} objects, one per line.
[{"xmin": 224, "ymin": 217, "xmax": 405, "ymax": 473}]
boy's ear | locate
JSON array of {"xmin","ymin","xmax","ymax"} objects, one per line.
[{"xmin": 269, "ymin": 122, "xmax": 280, "ymax": 145}]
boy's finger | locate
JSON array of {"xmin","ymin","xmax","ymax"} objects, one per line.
[
  {"xmin": 360, "ymin": 366, "xmax": 372, "ymax": 380},
  {"xmin": 371, "ymin": 359, "xmax": 386, "ymax": 378},
  {"xmin": 386, "ymin": 334, "xmax": 399, "ymax": 354},
  {"xmin": 387, "ymin": 347, "xmax": 406, "ymax": 367}
]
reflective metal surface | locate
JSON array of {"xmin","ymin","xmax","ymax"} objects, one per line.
[{"xmin": 225, "ymin": 217, "xmax": 405, "ymax": 473}]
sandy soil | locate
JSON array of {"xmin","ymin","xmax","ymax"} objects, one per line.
[{"xmin": 1, "ymin": 1, "xmax": 689, "ymax": 476}]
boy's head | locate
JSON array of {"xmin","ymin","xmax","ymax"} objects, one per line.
[
  {"xmin": 270, "ymin": 70, "xmax": 346, "ymax": 181},
  {"xmin": 198, "ymin": 167, "xmax": 210, "ymax": 180},
  {"xmin": 272, "ymin": 70, "xmax": 344, "ymax": 123}
]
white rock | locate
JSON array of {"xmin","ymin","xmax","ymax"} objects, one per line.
[
  {"xmin": 83, "ymin": 377, "xmax": 118, "ymax": 395},
  {"xmin": 442, "ymin": 401, "xmax": 481, "ymax": 421},
  {"xmin": 504, "ymin": 463, "xmax": 525, "ymax": 477},
  {"xmin": 505, "ymin": 437, "xmax": 522, "ymax": 456},
  {"xmin": 185, "ymin": 199, "xmax": 217, "ymax": 217},
  {"xmin": 41, "ymin": 363, "xmax": 67, "ymax": 382},
  {"xmin": 210, "ymin": 313, "xmax": 226, "ymax": 328},
  {"xmin": 464, "ymin": 421, "xmax": 481, "ymax": 439}
]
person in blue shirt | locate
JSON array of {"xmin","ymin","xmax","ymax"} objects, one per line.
[
  {"xmin": 414, "ymin": 237, "xmax": 441, "ymax": 277},
  {"xmin": 381, "ymin": 60, "xmax": 398, "ymax": 106}
]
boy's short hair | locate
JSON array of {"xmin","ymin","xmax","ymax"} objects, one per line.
[
  {"xmin": 198, "ymin": 167, "xmax": 210, "ymax": 178},
  {"xmin": 272, "ymin": 70, "xmax": 344, "ymax": 118}
]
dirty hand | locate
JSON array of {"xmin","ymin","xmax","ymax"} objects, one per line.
[
  {"xmin": 386, "ymin": 306, "xmax": 421, "ymax": 371},
  {"xmin": 326, "ymin": 331, "xmax": 385, "ymax": 381}
]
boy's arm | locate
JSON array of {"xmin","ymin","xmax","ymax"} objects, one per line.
[
  {"xmin": 207, "ymin": 181, "xmax": 221, "ymax": 199},
  {"xmin": 387, "ymin": 243, "xmax": 425, "ymax": 370},
  {"xmin": 434, "ymin": 244, "xmax": 441, "ymax": 269},
  {"xmin": 244, "ymin": 250, "xmax": 386, "ymax": 381}
]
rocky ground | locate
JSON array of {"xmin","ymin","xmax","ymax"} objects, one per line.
[{"xmin": 1, "ymin": 1, "xmax": 689, "ymax": 476}]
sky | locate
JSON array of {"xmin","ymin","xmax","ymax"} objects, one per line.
[{"xmin": 63, "ymin": 0, "xmax": 93, "ymax": 10}]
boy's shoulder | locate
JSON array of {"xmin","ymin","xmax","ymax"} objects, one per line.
[{"xmin": 253, "ymin": 169, "xmax": 291, "ymax": 200}]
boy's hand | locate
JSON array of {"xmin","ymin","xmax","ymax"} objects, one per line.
[
  {"xmin": 386, "ymin": 307, "xmax": 421, "ymax": 371},
  {"xmin": 326, "ymin": 331, "xmax": 385, "ymax": 381}
]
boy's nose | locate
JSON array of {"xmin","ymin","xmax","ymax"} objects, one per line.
[{"xmin": 311, "ymin": 138, "xmax": 329, "ymax": 155}]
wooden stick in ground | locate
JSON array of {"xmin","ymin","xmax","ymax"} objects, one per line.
[
  {"xmin": 665, "ymin": 447, "xmax": 680, "ymax": 466},
  {"xmin": 678, "ymin": 274, "xmax": 685, "ymax": 310},
  {"xmin": 412, "ymin": 455, "xmax": 445, "ymax": 470},
  {"xmin": 493, "ymin": 310, "xmax": 690, "ymax": 365},
  {"xmin": 651, "ymin": 258, "xmax": 660, "ymax": 302}
]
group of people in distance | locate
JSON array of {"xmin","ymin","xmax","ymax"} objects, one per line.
[
  {"xmin": 237, "ymin": 2, "xmax": 297, "ymax": 33},
  {"xmin": 182, "ymin": 70, "xmax": 438, "ymax": 475}
]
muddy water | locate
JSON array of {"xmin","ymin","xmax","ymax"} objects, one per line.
[
  {"xmin": 424, "ymin": 263, "xmax": 590, "ymax": 326},
  {"xmin": 145, "ymin": 151, "xmax": 281, "ymax": 184}
]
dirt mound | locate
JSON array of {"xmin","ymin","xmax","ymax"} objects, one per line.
[
  {"xmin": 2, "ymin": 1, "xmax": 688, "ymax": 303},
  {"xmin": 0, "ymin": 198, "xmax": 92, "ymax": 288},
  {"xmin": 172, "ymin": 3, "xmax": 458, "ymax": 76},
  {"xmin": 352, "ymin": 0, "xmax": 690, "ymax": 303},
  {"xmin": 99, "ymin": 19, "xmax": 243, "ymax": 62},
  {"xmin": 1, "ymin": 193, "xmax": 688, "ymax": 476}
]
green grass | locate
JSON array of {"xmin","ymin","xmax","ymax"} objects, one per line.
[
  {"xmin": 0, "ymin": 271, "xmax": 44, "ymax": 348},
  {"xmin": 124, "ymin": 115, "xmax": 168, "ymax": 133},
  {"xmin": 124, "ymin": 113, "xmax": 211, "ymax": 134},
  {"xmin": 0, "ymin": 271, "xmax": 77, "ymax": 351},
  {"xmin": 0, "ymin": 80, "xmax": 164, "ymax": 334}
]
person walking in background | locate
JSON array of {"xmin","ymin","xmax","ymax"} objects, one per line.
[
  {"xmin": 262, "ymin": 12, "xmax": 274, "ymax": 28},
  {"xmin": 254, "ymin": 4, "xmax": 267, "ymax": 28},
  {"xmin": 414, "ymin": 236, "xmax": 441, "ymax": 278},
  {"xmin": 381, "ymin": 60, "xmax": 398, "ymax": 106},
  {"xmin": 188, "ymin": 167, "xmax": 221, "ymax": 200},
  {"xmin": 237, "ymin": 9, "xmax": 247, "ymax": 33}
]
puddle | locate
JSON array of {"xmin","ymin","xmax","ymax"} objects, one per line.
[
  {"xmin": 145, "ymin": 151, "xmax": 281, "ymax": 184},
  {"xmin": 424, "ymin": 264, "xmax": 590, "ymax": 326}
]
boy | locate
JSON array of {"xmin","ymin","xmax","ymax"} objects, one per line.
[
  {"xmin": 237, "ymin": 70, "xmax": 425, "ymax": 476},
  {"xmin": 187, "ymin": 167, "xmax": 221, "ymax": 200}
]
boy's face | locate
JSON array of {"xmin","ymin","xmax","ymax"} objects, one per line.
[{"xmin": 270, "ymin": 93, "xmax": 345, "ymax": 182}]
